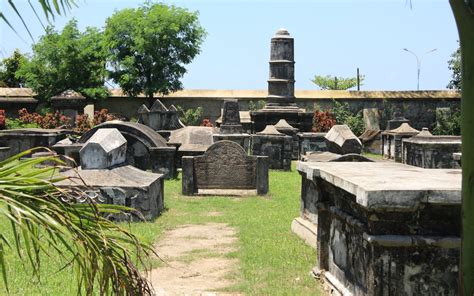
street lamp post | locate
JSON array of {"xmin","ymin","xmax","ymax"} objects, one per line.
[{"xmin": 403, "ymin": 48, "xmax": 437, "ymax": 90}]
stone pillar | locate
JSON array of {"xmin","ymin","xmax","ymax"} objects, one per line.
[
  {"xmin": 267, "ymin": 28, "xmax": 296, "ymax": 107},
  {"xmin": 250, "ymin": 29, "xmax": 313, "ymax": 132}
]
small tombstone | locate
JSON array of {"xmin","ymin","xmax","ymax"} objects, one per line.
[
  {"xmin": 182, "ymin": 140, "xmax": 268, "ymax": 196},
  {"xmin": 79, "ymin": 128, "xmax": 127, "ymax": 169},
  {"xmin": 325, "ymin": 125, "xmax": 362, "ymax": 155},
  {"xmin": 213, "ymin": 99, "xmax": 250, "ymax": 152},
  {"xmin": 219, "ymin": 99, "xmax": 242, "ymax": 134}
]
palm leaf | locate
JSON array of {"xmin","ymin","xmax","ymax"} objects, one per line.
[{"xmin": 0, "ymin": 149, "xmax": 155, "ymax": 295}]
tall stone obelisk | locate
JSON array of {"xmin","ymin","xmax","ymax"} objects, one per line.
[
  {"xmin": 250, "ymin": 28, "xmax": 313, "ymax": 132},
  {"xmin": 267, "ymin": 28, "xmax": 297, "ymax": 108}
]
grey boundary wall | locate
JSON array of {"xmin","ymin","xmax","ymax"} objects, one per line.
[{"xmin": 1, "ymin": 88, "xmax": 460, "ymax": 131}]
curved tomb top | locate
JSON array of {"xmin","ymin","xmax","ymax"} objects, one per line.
[{"xmin": 79, "ymin": 121, "xmax": 167, "ymax": 148}]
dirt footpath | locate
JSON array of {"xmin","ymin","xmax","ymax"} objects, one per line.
[{"xmin": 149, "ymin": 222, "xmax": 241, "ymax": 296}]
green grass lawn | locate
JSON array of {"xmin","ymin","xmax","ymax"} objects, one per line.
[{"xmin": 0, "ymin": 163, "xmax": 322, "ymax": 295}]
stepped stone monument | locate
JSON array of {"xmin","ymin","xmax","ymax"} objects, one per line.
[
  {"xmin": 213, "ymin": 99, "xmax": 250, "ymax": 152},
  {"xmin": 250, "ymin": 28, "xmax": 313, "ymax": 132}
]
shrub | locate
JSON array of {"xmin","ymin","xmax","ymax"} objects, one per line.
[
  {"xmin": 248, "ymin": 100, "xmax": 266, "ymax": 111},
  {"xmin": 432, "ymin": 108, "xmax": 461, "ymax": 136},
  {"xmin": 16, "ymin": 108, "xmax": 71, "ymax": 129},
  {"xmin": 312, "ymin": 110, "xmax": 336, "ymax": 132},
  {"xmin": 176, "ymin": 106, "xmax": 203, "ymax": 126},
  {"xmin": 200, "ymin": 118, "xmax": 213, "ymax": 127},
  {"xmin": 93, "ymin": 108, "xmax": 117, "ymax": 126},
  {"xmin": 331, "ymin": 100, "xmax": 365, "ymax": 136}
]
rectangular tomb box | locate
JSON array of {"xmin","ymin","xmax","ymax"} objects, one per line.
[
  {"xmin": 402, "ymin": 133, "xmax": 461, "ymax": 169},
  {"xmin": 296, "ymin": 161, "xmax": 461, "ymax": 295}
]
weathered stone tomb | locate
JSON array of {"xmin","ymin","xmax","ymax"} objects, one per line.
[
  {"xmin": 251, "ymin": 125, "xmax": 292, "ymax": 171},
  {"xmin": 297, "ymin": 132, "xmax": 327, "ymax": 158},
  {"xmin": 382, "ymin": 122, "xmax": 419, "ymax": 162},
  {"xmin": 295, "ymin": 161, "xmax": 461, "ymax": 295},
  {"xmin": 57, "ymin": 128, "xmax": 164, "ymax": 221},
  {"xmin": 402, "ymin": 128, "xmax": 461, "ymax": 169},
  {"xmin": 137, "ymin": 99, "xmax": 185, "ymax": 138},
  {"xmin": 182, "ymin": 140, "xmax": 268, "ymax": 196}
]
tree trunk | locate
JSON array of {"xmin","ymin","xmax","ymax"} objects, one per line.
[{"xmin": 450, "ymin": 0, "xmax": 474, "ymax": 294}]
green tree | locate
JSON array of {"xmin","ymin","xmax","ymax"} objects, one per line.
[
  {"xmin": 0, "ymin": 49, "xmax": 28, "ymax": 87},
  {"xmin": 17, "ymin": 19, "xmax": 109, "ymax": 101},
  {"xmin": 312, "ymin": 74, "xmax": 365, "ymax": 90},
  {"xmin": 447, "ymin": 45, "xmax": 461, "ymax": 89},
  {"xmin": 104, "ymin": 3, "xmax": 206, "ymax": 99}
]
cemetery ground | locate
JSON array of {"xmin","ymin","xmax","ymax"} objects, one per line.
[{"xmin": 0, "ymin": 162, "xmax": 322, "ymax": 295}]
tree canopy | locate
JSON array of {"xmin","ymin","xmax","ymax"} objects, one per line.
[
  {"xmin": 447, "ymin": 45, "xmax": 461, "ymax": 90},
  {"xmin": 17, "ymin": 19, "xmax": 109, "ymax": 101},
  {"xmin": 312, "ymin": 74, "xmax": 364, "ymax": 90},
  {"xmin": 104, "ymin": 3, "xmax": 206, "ymax": 99},
  {"xmin": 0, "ymin": 49, "xmax": 27, "ymax": 88}
]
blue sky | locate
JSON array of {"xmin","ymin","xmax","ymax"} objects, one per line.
[{"xmin": 0, "ymin": 0, "xmax": 459, "ymax": 91}]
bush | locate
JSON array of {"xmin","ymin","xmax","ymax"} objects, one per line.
[
  {"xmin": 176, "ymin": 106, "xmax": 203, "ymax": 126},
  {"xmin": 15, "ymin": 108, "xmax": 71, "ymax": 129},
  {"xmin": 200, "ymin": 119, "xmax": 213, "ymax": 127},
  {"xmin": 6, "ymin": 118, "xmax": 40, "ymax": 129},
  {"xmin": 248, "ymin": 100, "xmax": 266, "ymax": 111},
  {"xmin": 432, "ymin": 108, "xmax": 461, "ymax": 136},
  {"xmin": 312, "ymin": 110, "xmax": 336, "ymax": 132},
  {"xmin": 331, "ymin": 100, "xmax": 365, "ymax": 136}
]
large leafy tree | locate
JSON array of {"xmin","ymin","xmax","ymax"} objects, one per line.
[
  {"xmin": 447, "ymin": 45, "xmax": 461, "ymax": 89},
  {"xmin": 104, "ymin": 3, "xmax": 206, "ymax": 99},
  {"xmin": 0, "ymin": 49, "xmax": 28, "ymax": 87},
  {"xmin": 17, "ymin": 19, "xmax": 109, "ymax": 101},
  {"xmin": 312, "ymin": 74, "xmax": 365, "ymax": 90}
]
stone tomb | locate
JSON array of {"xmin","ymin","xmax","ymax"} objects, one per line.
[
  {"xmin": 50, "ymin": 89, "xmax": 87, "ymax": 125},
  {"xmin": 274, "ymin": 119, "xmax": 299, "ymax": 160},
  {"xmin": 382, "ymin": 123, "xmax": 419, "ymax": 162},
  {"xmin": 402, "ymin": 128, "xmax": 461, "ymax": 169},
  {"xmin": 182, "ymin": 141, "xmax": 268, "ymax": 196},
  {"xmin": 0, "ymin": 128, "xmax": 69, "ymax": 160},
  {"xmin": 137, "ymin": 99, "xmax": 185, "ymax": 138},
  {"xmin": 79, "ymin": 121, "xmax": 177, "ymax": 178},
  {"xmin": 324, "ymin": 125, "xmax": 362, "ymax": 155},
  {"xmin": 296, "ymin": 132, "xmax": 327, "ymax": 158},
  {"xmin": 213, "ymin": 99, "xmax": 250, "ymax": 152},
  {"xmin": 168, "ymin": 126, "xmax": 217, "ymax": 167},
  {"xmin": 251, "ymin": 125, "xmax": 292, "ymax": 171},
  {"xmin": 57, "ymin": 128, "xmax": 164, "ymax": 221},
  {"xmin": 295, "ymin": 161, "xmax": 461, "ymax": 295}
]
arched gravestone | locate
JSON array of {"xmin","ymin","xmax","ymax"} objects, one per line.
[
  {"xmin": 182, "ymin": 140, "xmax": 269, "ymax": 196},
  {"xmin": 79, "ymin": 121, "xmax": 177, "ymax": 178}
]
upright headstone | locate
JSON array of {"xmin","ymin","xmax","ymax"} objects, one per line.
[
  {"xmin": 324, "ymin": 125, "xmax": 362, "ymax": 155},
  {"xmin": 219, "ymin": 99, "xmax": 242, "ymax": 134},
  {"xmin": 182, "ymin": 141, "xmax": 268, "ymax": 196},
  {"xmin": 362, "ymin": 108, "xmax": 380, "ymax": 131}
]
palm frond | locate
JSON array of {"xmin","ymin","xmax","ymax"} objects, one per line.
[{"xmin": 0, "ymin": 148, "xmax": 155, "ymax": 295}]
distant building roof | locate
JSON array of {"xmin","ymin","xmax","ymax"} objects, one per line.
[{"xmin": 0, "ymin": 87, "xmax": 37, "ymax": 104}]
